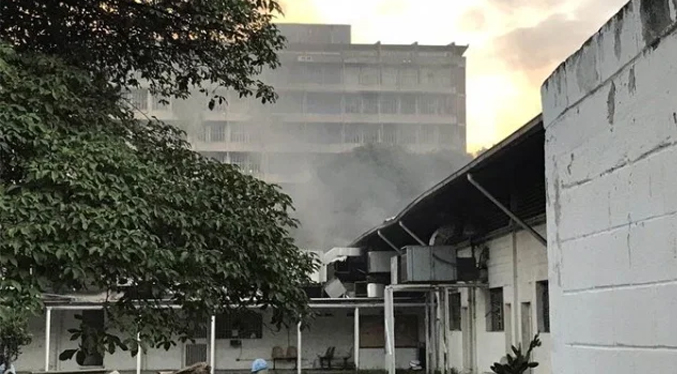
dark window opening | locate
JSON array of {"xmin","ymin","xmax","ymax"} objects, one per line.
[
  {"xmin": 487, "ymin": 287, "xmax": 504, "ymax": 332},
  {"xmin": 449, "ymin": 292, "xmax": 462, "ymax": 331}
]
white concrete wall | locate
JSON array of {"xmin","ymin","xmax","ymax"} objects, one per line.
[
  {"xmin": 446, "ymin": 225, "xmax": 550, "ymax": 374},
  {"xmin": 16, "ymin": 307, "xmax": 423, "ymax": 372},
  {"xmin": 542, "ymin": 0, "xmax": 677, "ymax": 372}
]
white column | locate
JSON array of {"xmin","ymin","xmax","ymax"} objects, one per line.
[
  {"xmin": 297, "ymin": 321, "xmax": 302, "ymax": 374},
  {"xmin": 425, "ymin": 292, "xmax": 431, "ymax": 374},
  {"xmin": 210, "ymin": 316, "xmax": 216, "ymax": 374},
  {"xmin": 384, "ymin": 286, "xmax": 396, "ymax": 374},
  {"xmin": 44, "ymin": 307, "xmax": 52, "ymax": 372},
  {"xmin": 136, "ymin": 332, "xmax": 142, "ymax": 374},
  {"xmin": 354, "ymin": 307, "xmax": 360, "ymax": 370}
]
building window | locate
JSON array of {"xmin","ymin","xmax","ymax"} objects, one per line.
[
  {"xmin": 449, "ymin": 292, "xmax": 462, "ymax": 331},
  {"xmin": 397, "ymin": 68, "xmax": 418, "ymax": 86},
  {"xmin": 230, "ymin": 123, "xmax": 250, "ymax": 143},
  {"xmin": 362, "ymin": 93, "xmax": 378, "ymax": 114},
  {"xmin": 381, "ymin": 67, "xmax": 397, "ymax": 85},
  {"xmin": 196, "ymin": 125, "xmax": 207, "ymax": 142},
  {"xmin": 127, "ymin": 88, "xmax": 149, "ymax": 110},
  {"xmin": 323, "ymin": 66, "xmax": 343, "ymax": 85},
  {"xmin": 306, "ymin": 123, "xmax": 342, "ymax": 144},
  {"xmin": 400, "ymin": 94, "xmax": 416, "ymax": 114},
  {"xmin": 359, "ymin": 67, "xmax": 380, "ymax": 85},
  {"xmin": 418, "ymin": 95, "xmax": 440, "ymax": 115},
  {"xmin": 306, "ymin": 92, "xmax": 342, "ymax": 115},
  {"xmin": 344, "ymin": 124, "xmax": 362, "ymax": 144},
  {"xmin": 229, "ymin": 152, "xmax": 260, "ymax": 174},
  {"xmin": 487, "ymin": 287, "xmax": 504, "ymax": 332},
  {"xmin": 537, "ymin": 281, "xmax": 550, "ymax": 333},
  {"xmin": 363, "ymin": 124, "xmax": 380, "ymax": 143},
  {"xmin": 379, "ymin": 94, "xmax": 398, "ymax": 114},
  {"xmin": 151, "ymin": 95, "xmax": 170, "ymax": 111},
  {"xmin": 421, "ymin": 68, "xmax": 437, "ymax": 86},
  {"xmin": 344, "ymin": 95, "xmax": 362, "ymax": 114},
  {"xmin": 396, "ymin": 125, "xmax": 417, "ymax": 145},
  {"xmin": 209, "ymin": 123, "xmax": 226, "ymax": 142},
  {"xmin": 438, "ymin": 125, "xmax": 459, "ymax": 145},
  {"xmin": 438, "ymin": 69, "xmax": 453, "ymax": 86},
  {"xmin": 80, "ymin": 310, "xmax": 105, "ymax": 366},
  {"xmin": 381, "ymin": 125, "xmax": 396, "ymax": 144},
  {"xmin": 215, "ymin": 310, "xmax": 263, "ymax": 339},
  {"xmin": 418, "ymin": 125, "xmax": 438, "ymax": 144}
]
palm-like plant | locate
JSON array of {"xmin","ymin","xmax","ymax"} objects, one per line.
[{"xmin": 490, "ymin": 334, "xmax": 541, "ymax": 374}]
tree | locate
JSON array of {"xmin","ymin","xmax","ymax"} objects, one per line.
[
  {"xmin": 0, "ymin": 41, "xmax": 316, "ymax": 363},
  {"xmin": 289, "ymin": 144, "xmax": 471, "ymax": 248},
  {"xmin": 0, "ymin": 0, "xmax": 285, "ymax": 106}
]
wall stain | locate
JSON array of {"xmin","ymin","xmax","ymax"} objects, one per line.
[
  {"xmin": 607, "ymin": 82, "xmax": 616, "ymax": 126},
  {"xmin": 628, "ymin": 67, "xmax": 636, "ymax": 94},
  {"xmin": 566, "ymin": 153, "xmax": 574, "ymax": 175},
  {"xmin": 614, "ymin": 18, "xmax": 623, "ymax": 60},
  {"xmin": 640, "ymin": 0, "xmax": 672, "ymax": 49}
]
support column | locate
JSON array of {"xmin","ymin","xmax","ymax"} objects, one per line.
[
  {"xmin": 210, "ymin": 316, "xmax": 216, "ymax": 374},
  {"xmin": 354, "ymin": 307, "xmax": 360, "ymax": 371},
  {"xmin": 297, "ymin": 321, "xmax": 302, "ymax": 374},
  {"xmin": 136, "ymin": 333, "xmax": 142, "ymax": 374},
  {"xmin": 44, "ymin": 307, "xmax": 52, "ymax": 372},
  {"xmin": 384, "ymin": 286, "xmax": 396, "ymax": 374},
  {"xmin": 425, "ymin": 293, "xmax": 432, "ymax": 374}
]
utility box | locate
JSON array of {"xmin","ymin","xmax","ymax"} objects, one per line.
[
  {"xmin": 368, "ymin": 251, "xmax": 395, "ymax": 273},
  {"xmin": 395, "ymin": 246, "xmax": 457, "ymax": 283}
]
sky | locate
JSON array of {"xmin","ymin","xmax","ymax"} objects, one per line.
[{"xmin": 276, "ymin": 0, "xmax": 628, "ymax": 153}]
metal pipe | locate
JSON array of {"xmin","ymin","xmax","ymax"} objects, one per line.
[
  {"xmin": 210, "ymin": 315, "xmax": 216, "ymax": 374},
  {"xmin": 399, "ymin": 221, "xmax": 427, "ymax": 246},
  {"xmin": 309, "ymin": 303, "xmax": 426, "ymax": 309},
  {"xmin": 377, "ymin": 230, "xmax": 402, "ymax": 253},
  {"xmin": 136, "ymin": 332, "xmax": 142, "ymax": 374},
  {"xmin": 354, "ymin": 307, "xmax": 360, "ymax": 371},
  {"xmin": 43, "ymin": 301, "xmax": 427, "ymax": 311},
  {"xmin": 44, "ymin": 307, "xmax": 52, "ymax": 372},
  {"xmin": 296, "ymin": 321, "xmax": 302, "ymax": 374},
  {"xmin": 387, "ymin": 283, "xmax": 488, "ymax": 292},
  {"xmin": 467, "ymin": 174, "xmax": 547, "ymax": 247}
]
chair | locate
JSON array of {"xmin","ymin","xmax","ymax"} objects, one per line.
[
  {"xmin": 286, "ymin": 346, "xmax": 298, "ymax": 369},
  {"xmin": 339, "ymin": 347, "xmax": 353, "ymax": 369},
  {"xmin": 271, "ymin": 346, "xmax": 285, "ymax": 370},
  {"xmin": 318, "ymin": 346, "xmax": 336, "ymax": 369}
]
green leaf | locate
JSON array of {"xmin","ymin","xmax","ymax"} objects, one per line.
[{"xmin": 59, "ymin": 349, "xmax": 77, "ymax": 361}]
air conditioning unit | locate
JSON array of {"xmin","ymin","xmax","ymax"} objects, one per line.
[
  {"xmin": 392, "ymin": 246, "xmax": 458, "ymax": 284},
  {"xmin": 184, "ymin": 343, "xmax": 207, "ymax": 366},
  {"xmin": 368, "ymin": 251, "xmax": 395, "ymax": 274}
]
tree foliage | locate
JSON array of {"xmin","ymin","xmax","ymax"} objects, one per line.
[
  {"xmin": 0, "ymin": 0, "xmax": 285, "ymax": 106},
  {"xmin": 0, "ymin": 42, "xmax": 316, "ymax": 361},
  {"xmin": 290, "ymin": 144, "xmax": 471, "ymax": 248},
  {"xmin": 490, "ymin": 334, "xmax": 541, "ymax": 374}
]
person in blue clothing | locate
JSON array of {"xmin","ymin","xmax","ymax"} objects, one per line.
[{"xmin": 251, "ymin": 358, "xmax": 268, "ymax": 374}]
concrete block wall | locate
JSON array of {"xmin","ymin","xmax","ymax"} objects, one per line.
[
  {"xmin": 448, "ymin": 225, "xmax": 549, "ymax": 374},
  {"xmin": 542, "ymin": 0, "xmax": 677, "ymax": 372}
]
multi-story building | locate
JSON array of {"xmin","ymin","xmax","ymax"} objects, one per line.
[{"xmin": 128, "ymin": 23, "xmax": 467, "ymax": 185}]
